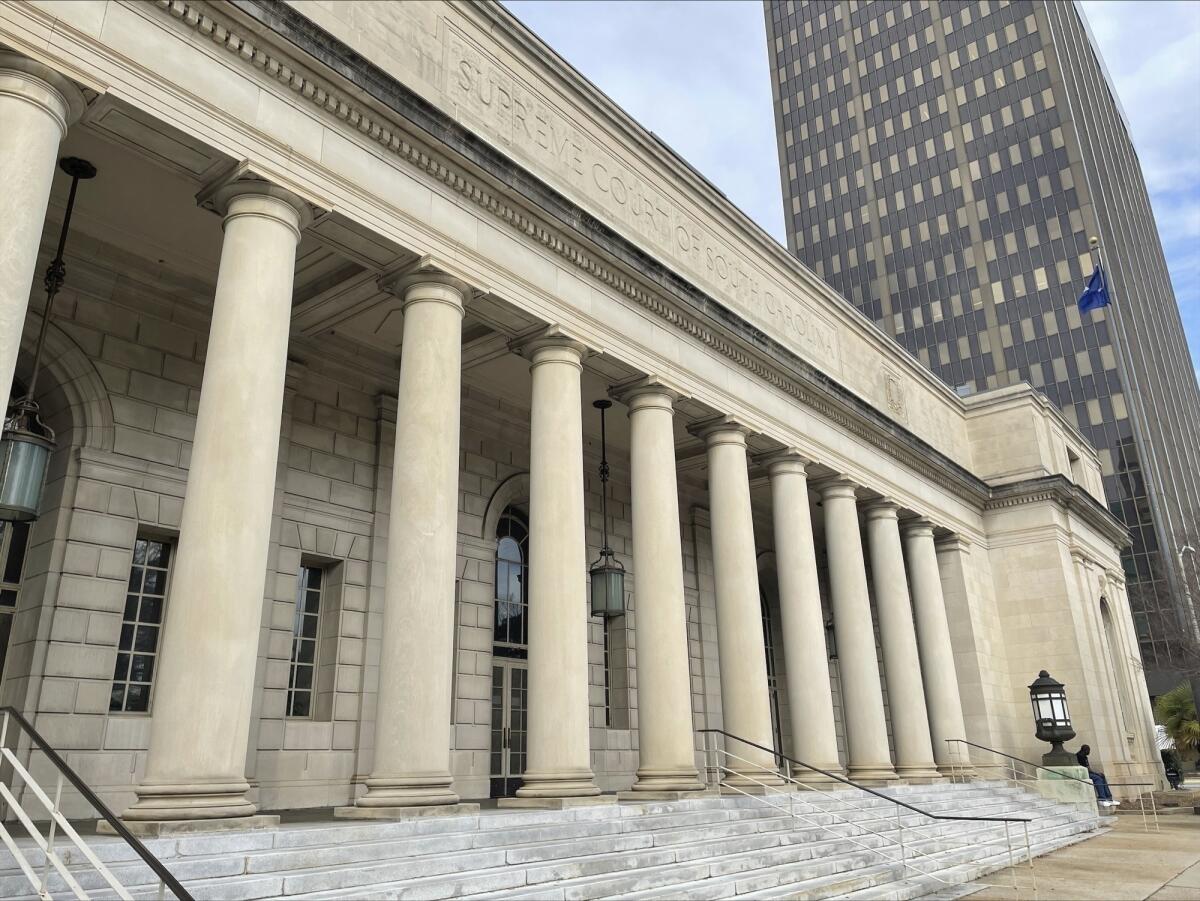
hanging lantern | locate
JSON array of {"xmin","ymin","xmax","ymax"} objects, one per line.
[
  {"xmin": 588, "ymin": 399, "xmax": 625, "ymax": 617},
  {"xmin": 1029, "ymin": 669, "xmax": 1076, "ymax": 766},
  {"xmin": 0, "ymin": 399, "xmax": 55, "ymax": 522},
  {"xmin": 0, "ymin": 157, "xmax": 95, "ymax": 522}
]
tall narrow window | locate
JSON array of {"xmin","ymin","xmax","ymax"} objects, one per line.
[
  {"xmin": 0, "ymin": 521, "xmax": 31, "ymax": 681},
  {"xmin": 110, "ymin": 537, "xmax": 172, "ymax": 712},
  {"xmin": 760, "ymin": 588, "xmax": 785, "ymax": 763},
  {"xmin": 493, "ymin": 509, "xmax": 529, "ymax": 657},
  {"xmin": 287, "ymin": 565, "xmax": 323, "ymax": 718},
  {"xmin": 603, "ymin": 620, "xmax": 613, "ymax": 727}
]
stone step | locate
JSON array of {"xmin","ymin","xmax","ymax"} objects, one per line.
[
  {"xmin": 0, "ymin": 785, "xmax": 1033, "ymax": 889},
  {"xmin": 0, "ymin": 793, "xmax": 1064, "ymax": 900},
  {"xmin": 0, "ymin": 784, "xmax": 1106, "ymax": 901}
]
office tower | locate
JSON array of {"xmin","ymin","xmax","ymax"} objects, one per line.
[{"xmin": 766, "ymin": 0, "xmax": 1200, "ymax": 695}]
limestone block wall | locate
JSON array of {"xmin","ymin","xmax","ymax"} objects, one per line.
[{"xmin": 2, "ymin": 267, "xmax": 719, "ymax": 812}]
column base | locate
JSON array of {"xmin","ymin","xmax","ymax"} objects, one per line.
[
  {"xmin": 123, "ymin": 780, "xmax": 256, "ymax": 821},
  {"xmin": 100, "ymin": 814, "xmax": 279, "ymax": 838},
  {"xmin": 720, "ymin": 770, "xmax": 788, "ymax": 790},
  {"xmin": 630, "ymin": 768, "xmax": 706, "ymax": 793},
  {"xmin": 515, "ymin": 770, "xmax": 601, "ymax": 799},
  {"xmin": 354, "ymin": 774, "xmax": 459, "ymax": 808},
  {"xmin": 847, "ymin": 764, "xmax": 899, "ymax": 784},
  {"xmin": 787, "ymin": 767, "xmax": 849, "ymax": 789},
  {"xmin": 937, "ymin": 763, "xmax": 978, "ymax": 779},
  {"xmin": 335, "ymin": 803, "xmax": 479, "ymax": 820},
  {"xmin": 618, "ymin": 789, "xmax": 717, "ymax": 802},
  {"xmin": 894, "ymin": 764, "xmax": 944, "ymax": 783},
  {"xmin": 498, "ymin": 795, "xmax": 617, "ymax": 810}
]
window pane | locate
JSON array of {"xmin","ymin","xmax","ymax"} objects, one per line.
[
  {"xmin": 130, "ymin": 654, "xmax": 154, "ymax": 683},
  {"xmin": 287, "ymin": 566, "xmax": 327, "ymax": 718},
  {"xmin": 111, "ymin": 537, "xmax": 174, "ymax": 712},
  {"xmin": 139, "ymin": 596, "xmax": 163, "ymax": 624},
  {"xmin": 133, "ymin": 625, "xmax": 159, "ymax": 653},
  {"xmin": 125, "ymin": 684, "xmax": 150, "ymax": 712}
]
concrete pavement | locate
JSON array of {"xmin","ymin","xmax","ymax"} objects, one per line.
[{"xmin": 970, "ymin": 815, "xmax": 1200, "ymax": 900}]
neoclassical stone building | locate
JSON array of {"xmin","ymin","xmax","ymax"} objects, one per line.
[{"xmin": 0, "ymin": 0, "xmax": 1159, "ymax": 825}]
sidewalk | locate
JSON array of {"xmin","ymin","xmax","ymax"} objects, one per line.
[{"xmin": 970, "ymin": 815, "xmax": 1200, "ymax": 900}]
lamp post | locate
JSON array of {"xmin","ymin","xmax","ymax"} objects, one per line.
[
  {"xmin": 0, "ymin": 157, "xmax": 96, "ymax": 522},
  {"xmin": 1029, "ymin": 670, "xmax": 1076, "ymax": 766},
  {"xmin": 588, "ymin": 399, "xmax": 625, "ymax": 617}
]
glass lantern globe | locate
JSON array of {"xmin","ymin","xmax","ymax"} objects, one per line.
[
  {"xmin": 589, "ymin": 556, "xmax": 625, "ymax": 618},
  {"xmin": 0, "ymin": 399, "xmax": 55, "ymax": 522},
  {"xmin": 1028, "ymin": 670, "xmax": 1076, "ymax": 766}
]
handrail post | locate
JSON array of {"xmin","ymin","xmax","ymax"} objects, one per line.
[
  {"xmin": 895, "ymin": 803, "xmax": 906, "ymax": 874},
  {"xmin": 42, "ymin": 771, "xmax": 64, "ymax": 896},
  {"xmin": 1024, "ymin": 820, "xmax": 1036, "ymax": 897},
  {"xmin": 1004, "ymin": 820, "xmax": 1016, "ymax": 897}
]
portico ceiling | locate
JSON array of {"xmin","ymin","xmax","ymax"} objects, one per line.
[{"xmin": 40, "ymin": 94, "xmax": 732, "ymax": 455}]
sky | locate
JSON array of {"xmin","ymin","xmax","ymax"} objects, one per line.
[{"xmin": 503, "ymin": 0, "xmax": 1200, "ymax": 376}]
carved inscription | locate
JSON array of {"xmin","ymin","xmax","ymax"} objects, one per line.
[{"xmin": 444, "ymin": 24, "xmax": 840, "ymax": 374}]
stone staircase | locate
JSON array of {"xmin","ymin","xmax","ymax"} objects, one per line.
[{"xmin": 0, "ymin": 782, "xmax": 1111, "ymax": 900}]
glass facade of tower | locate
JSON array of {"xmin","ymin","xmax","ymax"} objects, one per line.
[{"xmin": 766, "ymin": 0, "xmax": 1200, "ymax": 694}]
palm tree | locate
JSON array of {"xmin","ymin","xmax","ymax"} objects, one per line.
[{"xmin": 1156, "ymin": 682, "xmax": 1200, "ymax": 755}]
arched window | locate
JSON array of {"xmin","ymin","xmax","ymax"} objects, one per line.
[
  {"xmin": 1100, "ymin": 597, "xmax": 1133, "ymax": 735},
  {"xmin": 494, "ymin": 508, "xmax": 529, "ymax": 658}
]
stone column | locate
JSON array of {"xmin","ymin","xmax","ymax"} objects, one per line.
[
  {"xmin": 764, "ymin": 452, "xmax": 842, "ymax": 781},
  {"xmin": 904, "ymin": 521, "xmax": 970, "ymax": 775},
  {"xmin": 699, "ymin": 421, "xmax": 778, "ymax": 780},
  {"xmin": 621, "ymin": 382, "xmax": 703, "ymax": 793},
  {"xmin": 0, "ymin": 52, "xmax": 85, "ymax": 419},
  {"xmin": 514, "ymin": 333, "xmax": 600, "ymax": 801},
  {"xmin": 820, "ymin": 479, "xmax": 896, "ymax": 782},
  {"xmin": 350, "ymin": 273, "xmax": 468, "ymax": 811},
  {"xmin": 127, "ymin": 180, "xmax": 311, "ymax": 823},
  {"xmin": 865, "ymin": 503, "xmax": 939, "ymax": 781}
]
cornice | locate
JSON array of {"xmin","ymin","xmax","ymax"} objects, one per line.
[
  {"xmin": 986, "ymin": 475, "xmax": 1130, "ymax": 548},
  {"xmin": 154, "ymin": 1, "xmax": 1008, "ymax": 512}
]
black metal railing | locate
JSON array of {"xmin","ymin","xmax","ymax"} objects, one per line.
[
  {"xmin": 700, "ymin": 728, "xmax": 1032, "ymax": 824},
  {"xmin": 1, "ymin": 705, "xmax": 192, "ymax": 899}
]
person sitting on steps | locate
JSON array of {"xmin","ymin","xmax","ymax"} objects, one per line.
[{"xmin": 1076, "ymin": 743, "xmax": 1118, "ymax": 807}]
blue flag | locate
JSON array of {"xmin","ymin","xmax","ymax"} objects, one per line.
[{"xmin": 1077, "ymin": 265, "xmax": 1110, "ymax": 313}]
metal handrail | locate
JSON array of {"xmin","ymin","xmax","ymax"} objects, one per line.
[
  {"xmin": 700, "ymin": 729, "xmax": 1036, "ymax": 893},
  {"xmin": 946, "ymin": 738, "xmax": 1156, "ymax": 790},
  {"xmin": 1, "ymin": 706, "xmax": 192, "ymax": 900},
  {"xmin": 946, "ymin": 737, "xmax": 1159, "ymax": 832},
  {"xmin": 699, "ymin": 729, "xmax": 1032, "ymax": 824}
]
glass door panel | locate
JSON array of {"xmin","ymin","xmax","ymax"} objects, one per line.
[{"xmin": 489, "ymin": 661, "xmax": 528, "ymax": 797}]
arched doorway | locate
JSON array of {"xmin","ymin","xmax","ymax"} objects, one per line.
[{"xmin": 490, "ymin": 505, "xmax": 529, "ymax": 797}]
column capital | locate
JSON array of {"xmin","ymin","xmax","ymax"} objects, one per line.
[
  {"xmin": 1105, "ymin": 568, "xmax": 1126, "ymax": 587},
  {"xmin": 934, "ymin": 533, "xmax": 971, "ymax": 554},
  {"xmin": 510, "ymin": 325, "xmax": 590, "ymax": 367},
  {"xmin": 610, "ymin": 375, "xmax": 682, "ymax": 411},
  {"xmin": 813, "ymin": 475, "xmax": 860, "ymax": 500},
  {"xmin": 0, "ymin": 51, "xmax": 87, "ymax": 136},
  {"xmin": 862, "ymin": 499, "xmax": 902, "ymax": 522},
  {"xmin": 198, "ymin": 173, "xmax": 315, "ymax": 240},
  {"xmin": 901, "ymin": 517, "xmax": 937, "ymax": 539},
  {"xmin": 688, "ymin": 415, "xmax": 752, "ymax": 447},
  {"xmin": 378, "ymin": 257, "xmax": 472, "ymax": 313},
  {"xmin": 759, "ymin": 448, "xmax": 814, "ymax": 477}
]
